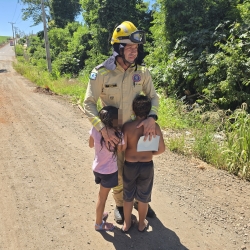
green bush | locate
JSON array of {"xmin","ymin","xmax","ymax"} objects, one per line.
[{"xmin": 15, "ymin": 44, "xmax": 25, "ymax": 56}]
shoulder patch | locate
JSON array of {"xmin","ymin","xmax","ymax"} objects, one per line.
[
  {"xmin": 89, "ymin": 72, "xmax": 97, "ymax": 80},
  {"xmin": 132, "ymin": 74, "xmax": 141, "ymax": 82}
]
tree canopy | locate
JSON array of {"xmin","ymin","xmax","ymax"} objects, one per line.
[
  {"xmin": 21, "ymin": 0, "xmax": 81, "ymax": 28},
  {"xmin": 23, "ymin": 0, "xmax": 250, "ymax": 111}
]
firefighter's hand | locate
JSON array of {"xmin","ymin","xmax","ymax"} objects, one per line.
[
  {"xmin": 100, "ymin": 127, "xmax": 119, "ymax": 147},
  {"xmin": 137, "ymin": 117, "xmax": 156, "ymax": 141}
]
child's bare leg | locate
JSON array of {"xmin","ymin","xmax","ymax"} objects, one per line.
[
  {"xmin": 123, "ymin": 200, "xmax": 133, "ymax": 231},
  {"xmin": 95, "ymin": 184, "xmax": 112, "ymax": 228},
  {"xmin": 138, "ymin": 201, "xmax": 148, "ymax": 231}
]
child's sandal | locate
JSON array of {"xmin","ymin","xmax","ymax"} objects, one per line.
[
  {"xmin": 95, "ymin": 220, "xmax": 115, "ymax": 231},
  {"xmin": 102, "ymin": 212, "xmax": 109, "ymax": 221}
]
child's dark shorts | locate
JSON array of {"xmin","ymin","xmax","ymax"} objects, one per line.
[
  {"xmin": 93, "ymin": 170, "xmax": 118, "ymax": 188},
  {"xmin": 123, "ymin": 160, "xmax": 154, "ymax": 203}
]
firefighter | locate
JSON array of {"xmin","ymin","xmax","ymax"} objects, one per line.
[{"xmin": 84, "ymin": 21, "xmax": 159, "ymax": 223}]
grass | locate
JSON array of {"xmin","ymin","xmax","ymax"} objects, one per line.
[
  {"xmin": 13, "ymin": 56, "xmax": 250, "ymax": 181},
  {"xmin": 14, "ymin": 57, "xmax": 88, "ymax": 104},
  {"xmin": 0, "ymin": 36, "xmax": 11, "ymax": 45},
  {"xmin": 156, "ymin": 91, "xmax": 250, "ymax": 180},
  {"xmin": 157, "ymin": 94, "xmax": 190, "ymax": 129},
  {"xmin": 222, "ymin": 107, "xmax": 250, "ymax": 179}
]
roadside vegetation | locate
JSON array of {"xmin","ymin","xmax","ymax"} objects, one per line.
[
  {"xmin": 13, "ymin": 0, "xmax": 250, "ymax": 180},
  {"xmin": 0, "ymin": 36, "xmax": 11, "ymax": 46}
]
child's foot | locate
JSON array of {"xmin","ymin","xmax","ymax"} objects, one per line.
[
  {"xmin": 121, "ymin": 219, "xmax": 136, "ymax": 233},
  {"xmin": 102, "ymin": 212, "xmax": 109, "ymax": 221},
  {"xmin": 138, "ymin": 219, "xmax": 149, "ymax": 232},
  {"xmin": 95, "ymin": 220, "xmax": 115, "ymax": 231}
]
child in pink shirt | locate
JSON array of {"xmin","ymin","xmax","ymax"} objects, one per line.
[{"xmin": 89, "ymin": 106, "xmax": 124, "ymax": 231}]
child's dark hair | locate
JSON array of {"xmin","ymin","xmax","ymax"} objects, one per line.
[
  {"xmin": 99, "ymin": 106, "xmax": 122, "ymax": 158},
  {"xmin": 132, "ymin": 95, "xmax": 151, "ymax": 118}
]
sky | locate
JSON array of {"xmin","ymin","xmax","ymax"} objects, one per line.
[
  {"xmin": 0, "ymin": 0, "xmax": 42, "ymax": 37},
  {"xmin": 0, "ymin": 0, "xmax": 83, "ymax": 37},
  {"xmin": 0, "ymin": 0, "xmax": 154, "ymax": 37}
]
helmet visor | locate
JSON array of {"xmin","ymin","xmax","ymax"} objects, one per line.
[
  {"xmin": 130, "ymin": 31, "xmax": 146, "ymax": 44},
  {"xmin": 117, "ymin": 30, "xmax": 146, "ymax": 44}
]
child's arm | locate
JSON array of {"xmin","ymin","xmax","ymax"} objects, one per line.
[
  {"xmin": 153, "ymin": 124, "xmax": 165, "ymax": 155},
  {"xmin": 119, "ymin": 125, "xmax": 127, "ymax": 152},
  {"xmin": 89, "ymin": 135, "xmax": 94, "ymax": 148}
]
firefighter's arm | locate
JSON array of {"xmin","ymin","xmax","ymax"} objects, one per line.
[
  {"xmin": 137, "ymin": 68, "xmax": 159, "ymax": 140},
  {"xmin": 83, "ymin": 69, "xmax": 105, "ymax": 132},
  {"xmin": 142, "ymin": 68, "xmax": 159, "ymax": 117}
]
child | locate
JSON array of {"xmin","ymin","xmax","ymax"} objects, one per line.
[
  {"xmin": 121, "ymin": 95, "xmax": 165, "ymax": 233},
  {"xmin": 89, "ymin": 106, "xmax": 124, "ymax": 231}
]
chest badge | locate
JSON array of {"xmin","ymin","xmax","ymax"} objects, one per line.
[{"xmin": 132, "ymin": 74, "xmax": 141, "ymax": 82}]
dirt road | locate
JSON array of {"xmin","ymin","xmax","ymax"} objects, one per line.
[{"xmin": 0, "ymin": 44, "xmax": 250, "ymax": 250}]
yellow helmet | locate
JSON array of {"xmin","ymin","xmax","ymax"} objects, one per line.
[{"xmin": 111, "ymin": 21, "xmax": 146, "ymax": 45}]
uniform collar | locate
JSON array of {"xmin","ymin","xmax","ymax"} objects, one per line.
[
  {"xmin": 101, "ymin": 50, "xmax": 136, "ymax": 71},
  {"xmin": 116, "ymin": 61, "xmax": 136, "ymax": 72}
]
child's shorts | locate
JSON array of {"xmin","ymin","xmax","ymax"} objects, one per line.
[
  {"xmin": 93, "ymin": 170, "xmax": 118, "ymax": 188},
  {"xmin": 123, "ymin": 160, "xmax": 154, "ymax": 203}
]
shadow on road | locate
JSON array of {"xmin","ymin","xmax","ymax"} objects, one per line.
[
  {"xmin": 0, "ymin": 69, "xmax": 7, "ymax": 73},
  {"xmin": 98, "ymin": 215, "xmax": 189, "ymax": 250}
]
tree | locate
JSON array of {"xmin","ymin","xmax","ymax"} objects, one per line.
[
  {"xmin": 204, "ymin": 1, "xmax": 250, "ymax": 110},
  {"xmin": 21, "ymin": 0, "xmax": 81, "ymax": 28},
  {"xmin": 50, "ymin": 0, "xmax": 81, "ymax": 28},
  {"xmin": 146, "ymin": 0, "xmax": 246, "ymax": 111},
  {"xmin": 21, "ymin": 0, "xmax": 50, "ymax": 26},
  {"xmin": 80, "ymin": 0, "xmax": 153, "ymax": 69}
]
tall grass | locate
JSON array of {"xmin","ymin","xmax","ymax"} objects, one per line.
[
  {"xmin": 157, "ymin": 93, "xmax": 190, "ymax": 129},
  {"xmin": 192, "ymin": 129, "xmax": 227, "ymax": 168},
  {"xmin": 159, "ymin": 96, "xmax": 250, "ymax": 180},
  {"xmin": 13, "ymin": 58, "xmax": 88, "ymax": 104},
  {"xmin": 222, "ymin": 105, "xmax": 250, "ymax": 179}
]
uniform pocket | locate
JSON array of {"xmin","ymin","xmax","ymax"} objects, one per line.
[
  {"xmin": 102, "ymin": 85, "xmax": 120, "ymax": 103},
  {"xmin": 133, "ymin": 83, "xmax": 142, "ymax": 94}
]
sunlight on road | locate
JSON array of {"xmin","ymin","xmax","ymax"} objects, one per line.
[{"xmin": 0, "ymin": 44, "xmax": 15, "ymax": 61}]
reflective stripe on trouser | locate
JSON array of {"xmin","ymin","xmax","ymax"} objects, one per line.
[{"xmin": 112, "ymin": 151, "xmax": 124, "ymax": 207}]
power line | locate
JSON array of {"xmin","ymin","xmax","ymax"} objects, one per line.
[
  {"xmin": 15, "ymin": 1, "xmax": 24, "ymax": 24},
  {"xmin": 11, "ymin": 0, "xmax": 18, "ymax": 23},
  {"xmin": 15, "ymin": 10, "xmax": 22, "ymax": 23}
]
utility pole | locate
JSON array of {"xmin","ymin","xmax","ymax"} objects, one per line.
[
  {"xmin": 8, "ymin": 22, "xmax": 16, "ymax": 57},
  {"xmin": 14, "ymin": 27, "xmax": 18, "ymax": 39},
  {"xmin": 41, "ymin": 0, "xmax": 52, "ymax": 72}
]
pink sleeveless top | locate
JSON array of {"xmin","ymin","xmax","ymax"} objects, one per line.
[{"xmin": 89, "ymin": 127, "xmax": 124, "ymax": 174}]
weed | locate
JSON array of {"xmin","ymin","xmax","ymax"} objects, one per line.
[
  {"xmin": 13, "ymin": 61, "xmax": 88, "ymax": 104},
  {"xmin": 167, "ymin": 135, "xmax": 186, "ymax": 154},
  {"xmin": 222, "ymin": 105, "xmax": 250, "ymax": 179}
]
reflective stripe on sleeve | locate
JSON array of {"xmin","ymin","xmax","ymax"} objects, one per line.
[
  {"xmin": 91, "ymin": 116, "xmax": 102, "ymax": 127},
  {"xmin": 151, "ymin": 105, "xmax": 158, "ymax": 113},
  {"xmin": 137, "ymin": 65, "xmax": 146, "ymax": 72}
]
